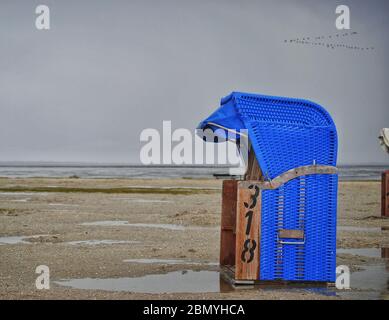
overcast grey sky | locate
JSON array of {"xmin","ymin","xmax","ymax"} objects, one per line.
[{"xmin": 0, "ymin": 0, "xmax": 388, "ymax": 165}]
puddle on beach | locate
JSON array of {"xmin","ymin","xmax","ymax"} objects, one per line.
[
  {"xmin": 0, "ymin": 191, "xmax": 48, "ymax": 201},
  {"xmin": 336, "ymin": 247, "xmax": 389, "ymax": 299},
  {"xmin": 0, "ymin": 192, "xmax": 48, "ymax": 196},
  {"xmin": 125, "ymin": 199, "xmax": 173, "ymax": 203},
  {"xmin": 55, "ymin": 247, "xmax": 389, "ymax": 298},
  {"xmin": 338, "ymin": 226, "xmax": 382, "ymax": 233},
  {"xmin": 55, "ymin": 270, "xmax": 225, "ymax": 294},
  {"xmin": 0, "ymin": 236, "xmax": 139, "ymax": 246},
  {"xmin": 67, "ymin": 240, "xmax": 140, "ymax": 246},
  {"xmin": 125, "ymin": 185, "xmax": 220, "ymax": 190},
  {"xmin": 337, "ymin": 248, "xmax": 387, "ymax": 259},
  {"xmin": 48, "ymin": 203, "xmax": 79, "ymax": 207},
  {"xmin": 123, "ymin": 258, "xmax": 218, "ymax": 266},
  {"xmin": 336, "ymin": 264, "xmax": 389, "ymax": 299},
  {"xmin": 81, "ymin": 220, "xmax": 217, "ymax": 231},
  {"xmin": 0, "ymin": 234, "xmax": 49, "ymax": 245},
  {"xmin": 9, "ymin": 198, "xmax": 31, "ymax": 202},
  {"xmin": 114, "ymin": 198, "xmax": 174, "ymax": 203},
  {"xmin": 54, "ymin": 266, "xmax": 388, "ymax": 298}
]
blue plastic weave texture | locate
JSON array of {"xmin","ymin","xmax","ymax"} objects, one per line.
[
  {"xmin": 260, "ymin": 174, "xmax": 337, "ymax": 282},
  {"xmin": 232, "ymin": 92, "xmax": 338, "ymax": 178}
]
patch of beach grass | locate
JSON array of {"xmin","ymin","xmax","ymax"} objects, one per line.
[{"xmin": 0, "ymin": 208, "xmax": 19, "ymax": 216}]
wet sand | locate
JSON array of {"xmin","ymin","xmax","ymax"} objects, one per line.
[{"xmin": 0, "ymin": 178, "xmax": 388, "ymax": 300}]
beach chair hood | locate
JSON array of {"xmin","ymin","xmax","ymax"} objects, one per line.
[{"xmin": 197, "ymin": 92, "xmax": 338, "ymax": 179}]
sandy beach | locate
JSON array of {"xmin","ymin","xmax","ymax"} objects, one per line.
[{"xmin": 0, "ymin": 177, "xmax": 388, "ymax": 300}]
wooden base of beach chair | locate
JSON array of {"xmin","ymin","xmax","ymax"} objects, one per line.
[
  {"xmin": 220, "ymin": 179, "xmax": 261, "ymax": 282},
  {"xmin": 219, "ymin": 160, "xmax": 337, "ymax": 284},
  {"xmin": 220, "ymin": 265, "xmax": 334, "ymax": 287}
]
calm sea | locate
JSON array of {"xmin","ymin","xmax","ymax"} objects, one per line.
[{"xmin": 0, "ymin": 164, "xmax": 387, "ymax": 180}]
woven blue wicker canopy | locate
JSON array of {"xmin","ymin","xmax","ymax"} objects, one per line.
[
  {"xmin": 198, "ymin": 92, "xmax": 337, "ymax": 179},
  {"xmin": 198, "ymin": 92, "xmax": 338, "ymax": 282}
]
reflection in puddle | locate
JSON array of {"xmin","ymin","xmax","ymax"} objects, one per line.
[
  {"xmin": 336, "ymin": 247, "xmax": 389, "ymax": 299},
  {"xmin": 258, "ymin": 285, "xmax": 337, "ymax": 297},
  {"xmin": 67, "ymin": 240, "xmax": 139, "ymax": 246},
  {"xmin": 349, "ymin": 265, "xmax": 388, "ymax": 291},
  {"xmin": 123, "ymin": 258, "xmax": 218, "ymax": 266},
  {"xmin": 54, "ymin": 263, "xmax": 389, "ymax": 298},
  {"xmin": 81, "ymin": 220, "xmax": 217, "ymax": 231},
  {"xmin": 55, "ymin": 270, "xmax": 225, "ymax": 293},
  {"xmin": 337, "ymin": 265, "xmax": 389, "ymax": 300},
  {"xmin": 0, "ymin": 234, "xmax": 49, "ymax": 245},
  {"xmin": 55, "ymin": 246, "xmax": 389, "ymax": 297}
]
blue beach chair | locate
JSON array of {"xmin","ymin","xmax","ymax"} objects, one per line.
[{"xmin": 198, "ymin": 92, "xmax": 338, "ymax": 282}]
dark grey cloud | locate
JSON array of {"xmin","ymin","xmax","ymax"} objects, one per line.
[{"xmin": 0, "ymin": 0, "xmax": 388, "ymax": 164}]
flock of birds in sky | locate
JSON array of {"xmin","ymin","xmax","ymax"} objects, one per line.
[{"xmin": 284, "ymin": 31, "xmax": 375, "ymax": 51}]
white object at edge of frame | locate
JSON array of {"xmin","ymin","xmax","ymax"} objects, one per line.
[{"xmin": 379, "ymin": 128, "xmax": 389, "ymax": 153}]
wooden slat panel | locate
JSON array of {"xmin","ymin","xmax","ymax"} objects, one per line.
[
  {"xmin": 244, "ymin": 148, "xmax": 263, "ymax": 181},
  {"xmin": 235, "ymin": 182, "xmax": 261, "ymax": 280},
  {"xmin": 220, "ymin": 180, "xmax": 237, "ymax": 266}
]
